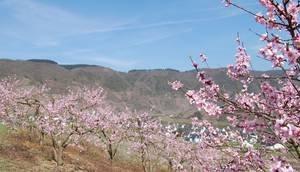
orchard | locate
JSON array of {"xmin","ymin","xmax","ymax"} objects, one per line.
[{"xmin": 0, "ymin": 0, "xmax": 300, "ymax": 171}]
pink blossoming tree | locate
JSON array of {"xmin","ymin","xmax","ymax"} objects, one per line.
[
  {"xmin": 0, "ymin": 77, "xmax": 22, "ymax": 126},
  {"xmin": 36, "ymin": 87, "xmax": 105, "ymax": 166},
  {"xmin": 85, "ymin": 108, "xmax": 131, "ymax": 164},
  {"xmin": 169, "ymin": 0, "xmax": 300, "ymax": 170},
  {"xmin": 0, "ymin": 77, "xmax": 44, "ymax": 129},
  {"xmin": 128, "ymin": 112, "xmax": 166, "ymax": 172}
]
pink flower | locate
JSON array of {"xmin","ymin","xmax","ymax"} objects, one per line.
[
  {"xmin": 270, "ymin": 157, "xmax": 294, "ymax": 172},
  {"xmin": 294, "ymin": 35, "xmax": 300, "ymax": 49},
  {"xmin": 227, "ymin": 39, "xmax": 251, "ymax": 81},
  {"xmin": 199, "ymin": 53, "xmax": 207, "ymax": 62},
  {"xmin": 260, "ymin": 33, "xmax": 268, "ymax": 41},
  {"xmin": 168, "ymin": 80, "xmax": 184, "ymax": 90},
  {"xmin": 223, "ymin": 0, "xmax": 231, "ymax": 7}
]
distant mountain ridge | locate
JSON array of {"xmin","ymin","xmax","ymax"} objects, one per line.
[
  {"xmin": 27, "ymin": 59, "xmax": 58, "ymax": 65},
  {"xmin": 0, "ymin": 59, "xmax": 279, "ymax": 118},
  {"xmin": 26, "ymin": 59, "xmax": 100, "ymax": 70}
]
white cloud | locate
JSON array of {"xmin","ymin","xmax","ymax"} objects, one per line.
[
  {"xmin": 0, "ymin": 0, "xmax": 132, "ymax": 47},
  {"xmin": 90, "ymin": 11, "xmax": 243, "ymax": 34},
  {"xmin": 57, "ymin": 49, "xmax": 138, "ymax": 69},
  {"xmin": 0, "ymin": 0, "xmax": 246, "ymax": 48},
  {"xmin": 92, "ymin": 56, "xmax": 138, "ymax": 68},
  {"xmin": 124, "ymin": 28, "xmax": 192, "ymax": 48}
]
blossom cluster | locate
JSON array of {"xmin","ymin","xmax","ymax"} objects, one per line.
[{"xmin": 169, "ymin": 0, "xmax": 300, "ymax": 170}]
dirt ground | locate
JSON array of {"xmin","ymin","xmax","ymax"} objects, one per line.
[{"xmin": 0, "ymin": 130, "xmax": 143, "ymax": 172}]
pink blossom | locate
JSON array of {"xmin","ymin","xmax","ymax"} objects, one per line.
[
  {"xmin": 168, "ymin": 80, "xmax": 184, "ymax": 90},
  {"xmin": 227, "ymin": 39, "xmax": 251, "ymax": 81},
  {"xmin": 270, "ymin": 157, "xmax": 294, "ymax": 172},
  {"xmin": 199, "ymin": 53, "xmax": 207, "ymax": 62}
]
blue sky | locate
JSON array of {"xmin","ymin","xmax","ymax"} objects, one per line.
[{"xmin": 0, "ymin": 0, "xmax": 270, "ymax": 71}]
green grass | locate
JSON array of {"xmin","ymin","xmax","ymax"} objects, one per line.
[
  {"xmin": 0, "ymin": 158, "xmax": 18, "ymax": 171},
  {"xmin": 0, "ymin": 124, "xmax": 8, "ymax": 136}
]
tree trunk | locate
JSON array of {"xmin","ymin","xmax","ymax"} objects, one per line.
[
  {"xmin": 108, "ymin": 143, "xmax": 113, "ymax": 161},
  {"xmin": 110, "ymin": 159, "xmax": 113, "ymax": 172},
  {"xmin": 39, "ymin": 131, "xmax": 45, "ymax": 145},
  {"xmin": 168, "ymin": 160, "xmax": 173, "ymax": 172},
  {"xmin": 53, "ymin": 145, "xmax": 64, "ymax": 166},
  {"xmin": 141, "ymin": 150, "xmax": 147, "ymax": 172}
]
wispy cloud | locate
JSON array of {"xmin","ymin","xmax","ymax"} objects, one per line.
[
  {"xmin": 125, "ymin": 28, "xmax": 193, "ymax": 48},
  {"xmin": 58, "ymin": 49, "xmax": 138, "ymax": 69},
  {"xmin": 89, "ymin": 10, "xmax": 243, "ymax": 34},
  {"xmin": 197, "ymin": 2, "xmax": 259, "ymax": 12},
  {"xmin": 0, "ymin": 0, "xmax": 245, "ymax": 48},
  {"xmin": 0, "ymin": 0, "xmax": 132, "ymax": 47},
  {"xmin": 92, "ymin": 56, "xmax": 138, "ymax": 68}
]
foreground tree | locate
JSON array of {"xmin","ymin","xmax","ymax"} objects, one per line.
[
  {"xmin": 85, "ymin": 108, "xmax": 131, "ymax": 165},
  {"xmin": 169, "ymin": 0, "xmax": 300, "ymax": 170},
  {"xmin": 0, "ymin": 77, "xmax": 43, "ymax": 129},
  {"xmin": 128, "ymin": 112, "xmax": 165, "ymax": 172},
  {"xmin": 36, "ymin": 87, "xmax": 105, "ymax": 166},
  {"xmin": 0, "ymin": 77, "xmax": 23, "ymax": 126}
]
